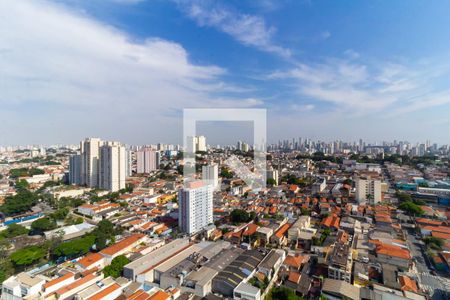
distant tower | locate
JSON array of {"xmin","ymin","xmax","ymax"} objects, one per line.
[{"xmin": 136, "ymin": 148, "xmax": 160, "ymax": 173}]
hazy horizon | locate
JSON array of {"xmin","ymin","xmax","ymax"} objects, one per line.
[{"xmin": 1, "ymin": 0, "xmax": 450, "ymax": 145}]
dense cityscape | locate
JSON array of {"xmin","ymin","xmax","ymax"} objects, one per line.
[
  {"xmin": 2, "ymin": 0, "xmax": 450, "ymax": 300},
  {"xmin": 0, "ymin": 136, "xmax": 449, "ymax": 300}
]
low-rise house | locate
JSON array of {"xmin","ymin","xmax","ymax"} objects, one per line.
[
  {"xmin": 100, "ymin": 234, "xmax": 147, "ymax": 264},
  {"xmin": 233, "ymin": 282, "xmax": 261, "ymax": 300},
  {"xmin": 77, "ymin": 202, "xmax": 121, "ymax": 220},
  {"xmin": 55, "ymin": 273, "xmax": 104, "ymax": 300},
  {"xmin": 257, "ymin": 249, "xmax": 285, "ymax": 279},
  {"xmin": 282, "ymin": 254, "xmax": 309, "ymax": 272},
  {"xmin": 321, "ymin": 214, "xmax": 340, "ymax": 231},
  {"xmin": 374, "ymin": 242, "xmax": 411, "ymax": 270},
  {"xmin": 76, "ymin": 252, "xmax": 106, "ymax": 271},
  {"xmin": 255, "ymin": 227, "xmax": 273, "ymax": 245},
  {"xmin": 327, "ymin": 242, "xmax": 352, "ymax": 283},
  {"xmin": 42, "ymin": 272, "xmax": 76, "ymax": 295},
  {"xmin": 271, "ymin": 223, "xmax": 290, "ymax": 246},
  {"xmin": 321, "ymin": 278, "xmax": 360, "ymax": 300},
  {"xmin": 287, "ymin": 216, "xmax": 310, "ymax": 242},
  {"xmin": 2, "ymin": 272, "xmax": 46, "ymax": 300}
]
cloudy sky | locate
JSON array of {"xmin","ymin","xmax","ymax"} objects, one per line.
[{"xmin": 1, "ymin": 0, "xmax": 450, "ymax": 146}]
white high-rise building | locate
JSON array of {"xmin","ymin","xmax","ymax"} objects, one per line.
[
  {"xmin": 266, "ymin": 168, "xmax": 279, "ymax": 186},
  {"xmin": 202, "ymin": 164, "xmax": 219, "ymax": 189},
  {"xmin": 99, "ymin": 141, "xmax": 126, "ymax": 192},
  {"xmin": 178, "ymin": 181, "xmax": 213, "ymax": 235},
  {"xmin": 196, "ymin": 136, "xmax": 206, "ymax": 152},
  {"xmin": 80, "ymin": 138, "xmax": 102, "ymax": 187},
  {"xmin": 72, "ymin": 138, "xmax": 126, "ymax": 192},
  {"xmin": 136, "ymin": 148, "xmax": 160, "ymax": 174},
  {"xmin": 69, "ymin": 154, "xmax": 81, "ymax": 185},
  {"xmin": 186, "ymin": 136, "xmax": 207, "ymax": 153},
  {"xmin": 355, "ymin": 177, "xmax": 382, "ymax": 204},
  {"xmin": 125, "ymin": 149, "xmax": 133, "ymax": 177}
]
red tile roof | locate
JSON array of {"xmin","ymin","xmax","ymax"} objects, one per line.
[
  {"xmin": 283, "ymin": 255, "xmax": 308, "ymax": 269},
  {"xmin": 88, "ymin": 283, "xmax": 120, "ymax": 300},
  {"xmin": 416, "ymin": 218, "xmax": 445, "ymax": 227},
  {"xmin": 243, "ymin": 223, "xmax": 259, "ymax": 236},
  {"xmin": 100, "ymin": 234, "xmax": 145, "ymax": 256},
  {"xmin": 148, "ymin": 290, "xmax": 170, "ymax": 300},
  {"xmin": 288, "ymin": 271, "xmax": 301, "ymax": 284},
  {"xmin": 431, "ymin": 231, "xmax": 450, "ymax": 240},
  {"xmin": 55, "ymin": 274, "xmax": 96, "ymax": 296},
  {"xmin": 43, "ymin": 272, "xmax": 74, "ymax": 289},
  {"xmin": 399, "ymin": 276, "xmax": 418, "ymax": 293},
  {"xmin": 77, "ymin": 253, "xmax": 104, "ymax": 268},
  {"xmin": 275, "ymin": 223, "xmax": 290, "ymax": 239},
  {"xmin": 376, "ymin": 243, "xmax": 411, "ymax": 260}
]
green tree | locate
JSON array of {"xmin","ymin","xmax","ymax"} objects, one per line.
[
  {"xmin": 31, "ymin": 217, "xmax": 57, "ymax": 233},
  {"xmin": 0, "ymin": 224, "xmax": 29, "ymax": 238},
  {"xmin": 0, "ymin": 190, "xmax": 39, "ymax": 216},
  {"xmin": 15, "ymin": 179, "xmax": 30, "ymax": 191},
  {"xmin": 65, "ymin": 216, "xmax": 84, "ymax": 225},
  {"xmin": 50, "ymin": 208, "xmax": 69, "ymax": 220},
  {"xmin": 267, "ymin": 178, "xmax": 277, "ymax": 186},
  {"xmin": 412, "ymin": 199, "xmax": 426, "ymax": 205},
  {"xmin": 423, "ymin": 236, "xmax": 445, "ymax": 250},
  {"xmin": 103, "ymin": 255, "xmax": 130, "ymax": 278},
  {"xmin": 342, "ymin": 178, "xmax": 353, "ymax": 186},
  {"xmin": 220, "ymin": 168, "xmax": 233, "ymax": 179},
  {"xmin": 0, "ymin": 258, "xmax": 14, "ymax": 284},
  {"xmin": 267, "ymin": 287, "xmax": 302, "ymax": 300},
  {"xmin": 92, "ymin": 220, "xmax": 117, "ymax": 250},
  {"xmin": 395, "ymin": 192, "xmax": 412, "ymax": 202},
  {"xmin": 10, "ymin": 245, "xmax": 46, "ymax": 266},
  {"xmin": 9, "ymin": 167, "xmax": 45, "ymax": 178},
  {"xmin": 52, "ymin": 235, "xmax": 95, "ymax": 258},
  {"xmin": 230, "ymin": 209, "xmax": 250, "ymax": 224},
  {"xmin": 398, "ymin": 201, "xmax": 424, "ymax": 216}
]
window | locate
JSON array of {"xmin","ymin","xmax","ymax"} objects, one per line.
[{"xmin": 3, "ymin": 288, "xmax": 14, "ymax": 295}]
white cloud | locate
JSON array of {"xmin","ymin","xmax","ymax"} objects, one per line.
[
  {"xmin": 269, "ymin": 58, "xmax": 450, "ymax": 115},
  {"xmin": 291, "ymin": 104, "xmax": 314, "ymax": 112},
  {"xmin": 0, "ymin": 0, "xmax": 258, "ymax": 144},
  {"xmin": 175, "ymin": 0, "xmax": 290, "ymax": 58},
  {"xmin": 320, "ymin": 31, "xmax": 331, "ymax": 40}
]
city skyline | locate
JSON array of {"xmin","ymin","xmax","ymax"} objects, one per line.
[
  {"xmin": 1, "ymin": 0, "xmax": 450, "ymax": 145},
  {"xmin": 1, "ymin": 136, "xmax": 449, "ymax": 150}
]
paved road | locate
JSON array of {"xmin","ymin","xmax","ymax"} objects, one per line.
[
  {"xmin": 404, "ymin": 229, "xmax": 430, "ymax": 273},
  {"xmin": 403, "ymin": 230, "xmax": 450, "ymax": 299}
]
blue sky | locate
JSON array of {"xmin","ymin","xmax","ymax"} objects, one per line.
[{"xmin": 1, "ymin": 0, "xmax": 450, "ymax": 145}]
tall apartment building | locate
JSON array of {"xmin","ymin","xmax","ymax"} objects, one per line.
[
  {"xmin": 202, "ymin": 164, "xmax": 219, "ymax": 189},
  {"xmin": 99, "ymin": 142, "xmax": 126, "ymax": 192},
  {"xmin": 125, "ymin": 149, "xmax": 133, "ymax": 177},
  {"xmin": 80, "ymin": 137, "xmax": 102, "ymax": 187},
  {"xmin": 266, "ymin": 168, "xmax": 279, "ymax": 186},
  {"xmin": 136, "ymin": 148, "xmax": 160, "ymax": 174},
  {"xmin": 70, "ymin": 138, "xmax": 126, "ymax": 192},
  {"xmin": 178, "ymin": 181, "xmax": 213, "ymax": 235},
  {"xmin": 196, "ymin": 136, "xmax": 206, "ymax": 152},
  {"xmin": 355, "ymin": 177, "xmax": 382, "ymax": 204},
  {"xmin": 69, "ymin": 154, "xmax": 81, "ymax": 185},
  {"xmin": 186, "ymin": 136, "xmax": 206, "ymax": 153}
]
